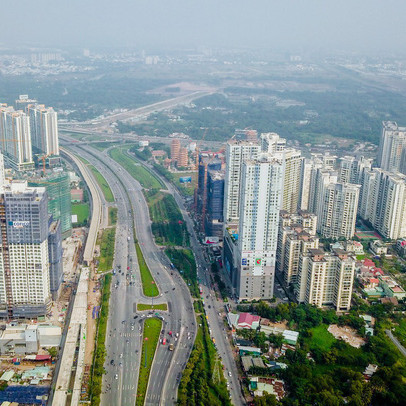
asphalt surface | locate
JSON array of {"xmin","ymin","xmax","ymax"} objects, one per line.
[
  {"xmin": 66, "ymin": 143, "xmax": 196, "ymax": 406},
  {"xmin": 134, "ymin": 157, "xmax": 246, "ymax": 406}
]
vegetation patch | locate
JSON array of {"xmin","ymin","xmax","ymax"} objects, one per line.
[
  {"xmin": 309, "ymin": 324, "xmax": 336, "ymax": 352},
  {"xmin": 88, "ymin": 274, "xmax": 111, "ymax": 405},
  {"xmin": 88, "ymin": 164, "xmax": 114, "ymax": 202},
  {"xmin": 136, "ymin": 243, "xmax": 159, "ymax": 297},
  {"xmin": 137, "ymin": 303, "xmax": 168, "ymax": 311},
  {"xmin": 178, "ymin": 313, "xmax": 231, "ymax": 406},
  {"xmin": 109, "ymin": 148, "xmax": 163, "ymax": 189},
  {"xmin": 97, "ymin": 228, "xmax": 116, "ymax": 273},
  {"xmin": 72, "ymin": 203, "xmax": 90, "ymax": 226},
  {"xmin": 144, "ymin": 189, "xmax": 189, "ymax": 246},
  {"xmin": 108, "ymin": 207, "xmax": 118, "ymax": 226},
  {"xmin": 165, "ymin": 248, "xmax": 198, "ymax": 297},
  {"xmin": 153, "ymin": 163, "xmax": 197, "ymax": 197},
  {"xmin": 136, "ymin": 318, "xmax": 162, "ymax": 406}
]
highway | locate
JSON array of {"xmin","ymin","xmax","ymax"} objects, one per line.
[
  {"xmin": 65, "ymin": 142, "xmax": 196, "ymax": 406},
  {"xmin": 130, "ymin": 155, "xmax": 246, "ymax": 406}
]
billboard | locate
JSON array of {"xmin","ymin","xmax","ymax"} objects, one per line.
[
  {"xmin": 9, "ymin": 221, "xmax": 30, "ymax": 228},
  {"xmin": 241, "ymin": 258, "xmax": 247, "ymax": 266},
  {"xmin": 255, "ymin": 258, "xmax": 262, "ymax": 266},
  {"xmin": 179, "ymin": 176, "xmax": 192, "ymax": 184},
  {"xmin": 204, "ymin": 236, "xmax": 219, "ymax": 244}
]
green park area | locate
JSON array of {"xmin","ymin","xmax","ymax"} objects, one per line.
[
  {"xmin": 137, "ymin": 303, "xmax": 168, "ymax": 311},
  {"xmin": 153, "ymin": 163, "xmax": 197, "ymax": 197},
  {"xmin": 136, "ymin": 318, "xmax": 162, "ymax": 406},
  {"xmin": 88, "ymin": 274, "xmax": 111, "ymax": 405},
  {"xmin": 109, "ymin": 148, "xmax": 164, "ymax": 190},
  {"xmin": 88, "ymin": 164, "xmax": 114, "ymax": 202},
  {"xmin": 97, "ymin": 228, "xmax": 116, "ymax": 273},
  {"xmin": 309, "ymin": 324, "xmax": 336, "ymax": 352},
  {"xmin": 144, "ymin": 189, "xmax": 189, "ymax": 246},
  {"xmin": 72, "ymin": 203, "xmax": 90, "ymax": 226},
  {"xmin": 136, "ymin": 243, "xmax": 159, "ymax": 297},
  {"xmin": 178, "ymin": 312, "xmax": 231, "ymax": 406}
]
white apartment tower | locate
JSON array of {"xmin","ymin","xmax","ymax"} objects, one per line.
[
  {"xmin": 0, "ymin": 104, "xmax": 34, "ymax": 171},
  {"xmin": 317, "ymin": 182, "xmax": 360, "ymax": 240},
  {"xmin": 27, "ymin": 104, "xmax": 59, "ymax": 156},
  {"xmin": 360, "ymin": 169, "xmax": 406, "ymax": 240},
  {"xmin": 377, "ymin": 121, "xmax": 406, "ymax": 175},
  {"xmin": 296, "ymin": 248, "xmax": 355, "ymax": 311},
  {"xmin": 236, "ymin": 153, "xmax": 283, "ymax": 300},
  {"xmin": 223, "ymin": 139, "xmax": 261, "ymax": 223}
]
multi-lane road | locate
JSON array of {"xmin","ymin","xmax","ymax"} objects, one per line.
[{"xmin": 65, "ymin": 142, "xmax": 196, "ymax": 405}]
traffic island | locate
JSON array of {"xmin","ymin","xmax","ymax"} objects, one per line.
[
  {"xmin": 136, "ymin": 318, "xmax": 162, "ymax": 406},
  {"xmin": 137, "ymin": 303, "xmax": 168, "ymax": 311},
  {"xmin": 136, "ymin": 243, "xmax": 159, "ymax": 297}
]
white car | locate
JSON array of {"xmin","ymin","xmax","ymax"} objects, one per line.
[
  {"xmin": 228, "ymin": 371, "xmax": 232, "ymax": 377},
  {"xmin": 114, "ymin": 374, "xmax": 118, "ymax": 379}
]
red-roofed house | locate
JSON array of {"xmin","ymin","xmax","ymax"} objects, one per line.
[
  {"xmin": 237, "ymin": 313, "xmax": 260, "ymax": 330},
  {"xmin": 363, "ymin": 259, "xmax": 375, "ymax": 268}
]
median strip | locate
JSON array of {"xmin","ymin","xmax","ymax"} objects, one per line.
[{"xmin": 136, "ymin": 318, "xmax": 162, "ymax": 406}]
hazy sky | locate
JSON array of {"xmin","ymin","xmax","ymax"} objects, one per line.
[{"xmin": 1, "ymin": 0, "xmax": 405, "ymax": 53}]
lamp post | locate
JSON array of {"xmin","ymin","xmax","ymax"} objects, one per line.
[{"xmin": 144, "ymin": 337, "xmax": 148, "ymax": 368}]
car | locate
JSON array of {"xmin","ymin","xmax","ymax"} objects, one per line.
[
  {"xmin": 120, "ymin": 353, "xmax": 123, "ymax": 358},
  {"xmin": 110, "ymin": 359, "xmax": 114, "ymax": 365},
  {"xmin": 133, "ymin": 315, "xmax": 138, "ymax": 319},
  {"xmin": 114, "ymin": 374, "xmax": 118, "ymax": 380},
  {"xmin": 131, "ymin": 326, "xmax": 134, "ymax": 331},
  {"xmin": 228, "ymin": 372, "xmax": 232, "ymax": 377}
]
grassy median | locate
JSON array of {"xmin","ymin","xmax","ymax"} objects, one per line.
[
  {"xmin": 137, "ymin": 303, "xmax": 168, "ymax": 311},
  {"xmin": 109, "ymin": 148, "xmax": 164, "ymax": 190},
  {"xmin": 136, "ymin": 243, "xmax": 159, "ymax": 297},
  {"xmin": 136, "ymin": 318, "xmax": 162, "ymax": 406},
  {"xmin": 88, "ymin": 164, "xmax": 115, "ymax": 202},
  {"xmin": 97, "ymin": 228, "xmax": 116, "ymax": 273},
  {"xmin": 89, "ymin": 274, "xmax": 111, "ymax": 405}
]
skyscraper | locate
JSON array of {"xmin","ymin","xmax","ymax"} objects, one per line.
[
  {"xmin": 360, "ymin": 168, "xmax": 406, "ymax": 239},
  {"xmin": 377, "ymin": 121, "xmax": 406, "ymax": 175},
  {"xmin": 27, "ymin": 104, "xmax": 59, "ymax": 156},
  {"xmin": 205, "ymin": 169, "xmax": 225, "ymax": 238},
  {"xmin": 170, "ymin": 138, "xmax": 181, "ymax": 163},
  {"xmin": 0, "ymin": 181, "xmax": 51, "ymax": 317},
  {"xmin": 223, "ymin": 139, "xmax": 261, "ymax": 223},
  {"xmin": 236, "ymin": 153, "xmax": 283, "ymax": 300},
  {"xmin": 0, "ymin": 104, "xmax": 34, "ymax": 171}
]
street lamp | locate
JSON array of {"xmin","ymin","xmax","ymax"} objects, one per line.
[{"xmin": 144, "ymin": 337, "xmax": 148, "ymax": 368}]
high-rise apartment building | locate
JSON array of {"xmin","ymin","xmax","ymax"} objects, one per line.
[
  {"xmin": 170, "ymin": 138, "xmax": 181, "ymax": 163},
  {"xmin": 339, "ymin": 156, "xmax": 373, "ymax": 185},
  {"xmin": 27, "ymin": 104, "xmax": 59, "ymax": 156},
  {"xmin": 0, "ymin": 104, "xmax": 34, "ymax": 171},
  {"xmin": 177, "ymin": 147, "xmax": 188, "ymax": 168},
  {"xmin": 317, "ymin": 182, "xmax": 360, "ymax": 240},
  {"xmin": 360, "ymin": 168, "xmax": 406, "ymax": 239},
  {"xmin": 377, "ymin": 121, "xmax": 406, "ymax": 175},
  {"xmin": 223, "ymin": 139, "xmax": 261, "ymax": 223},
  {"xmin": 276, "ymin": 211, "xmax": 318, "ymax": 286},
  {"xmin": 0, "ymin": 181, "xmax": 51, "ymax": 317},
  {"xmin": 296, "ymin": 248, "xmax": 355, "ymax": 311},
  {"xmin": 29, "ymin": 170, "xmax": 72, "ymax": 237},
  {"xmin": 236, "ymin": 153, "xmax": 283, "ymax": 300}
]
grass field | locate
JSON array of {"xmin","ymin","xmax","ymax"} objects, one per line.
[
  {"xmin": 108, "ymin": 207, "xmax": 118, "ymax": 226},
  {"xmin": 109, "ymin": 148, "xmax": 164, "ymax": 190},
  {"xmin": 136, "ymin": 318, "xmax": 162, "ymax": 406},
  {"xmin": 309, "ymin": 325, "xmax": 336, "ymax": 352},
  {"xmin": 89, "ymin": 274, "xmax": 111, "ymax": 405},
  {"xmin": 145, "ymin": 189, "xmax": 189, "ymax": 246},
  {"xmin": 97, "ymin": 228, "xmax": 116, "ymax": 273},
  {"xmin": 137, "ymin": 303, "xmax": 168, "ymax": 311},
  {"xmin": 72, "ymin": 203, "xmax": 90, "ymax": 225},
  {"xmin": 88, "ymin": 164, "xmax": 115, "ymax": 202},
  {"xmin": 136, "ymin": 243, "xmax": 159, "ymax": 297}
]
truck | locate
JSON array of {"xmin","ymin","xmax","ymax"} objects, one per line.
[{"xmin": 169, "ymin": 343, "xmax": 174, "ymax": 351}]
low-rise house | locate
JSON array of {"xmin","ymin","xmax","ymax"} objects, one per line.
[
  {"xmin": 344, "ymin": 240, "xmax": 364, "ymax": 255},
  {"xmin": 250, "ymin": 377, "xmax": 285, "ymax": 400},
  {"xmin": 237, "ymin": 313, "xmax": 260, "ymax": 330},
  {"xmin": 238, "ymin": 345, "xmax": 261, "ymax": 356},
  {"xmin": 379, "ymin": 275, "xmax": 406, "ymax": 300},
  {"xmin": 369, "ymin": 240, "xmax": 388, "ymax": 256},
  {"xmin": 282, "ymin": 330, "xmax": 299, "ymax": 345},
  {"xmin": 363, "ymin": 364, "xmax": 378, "ymax": 380}
]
